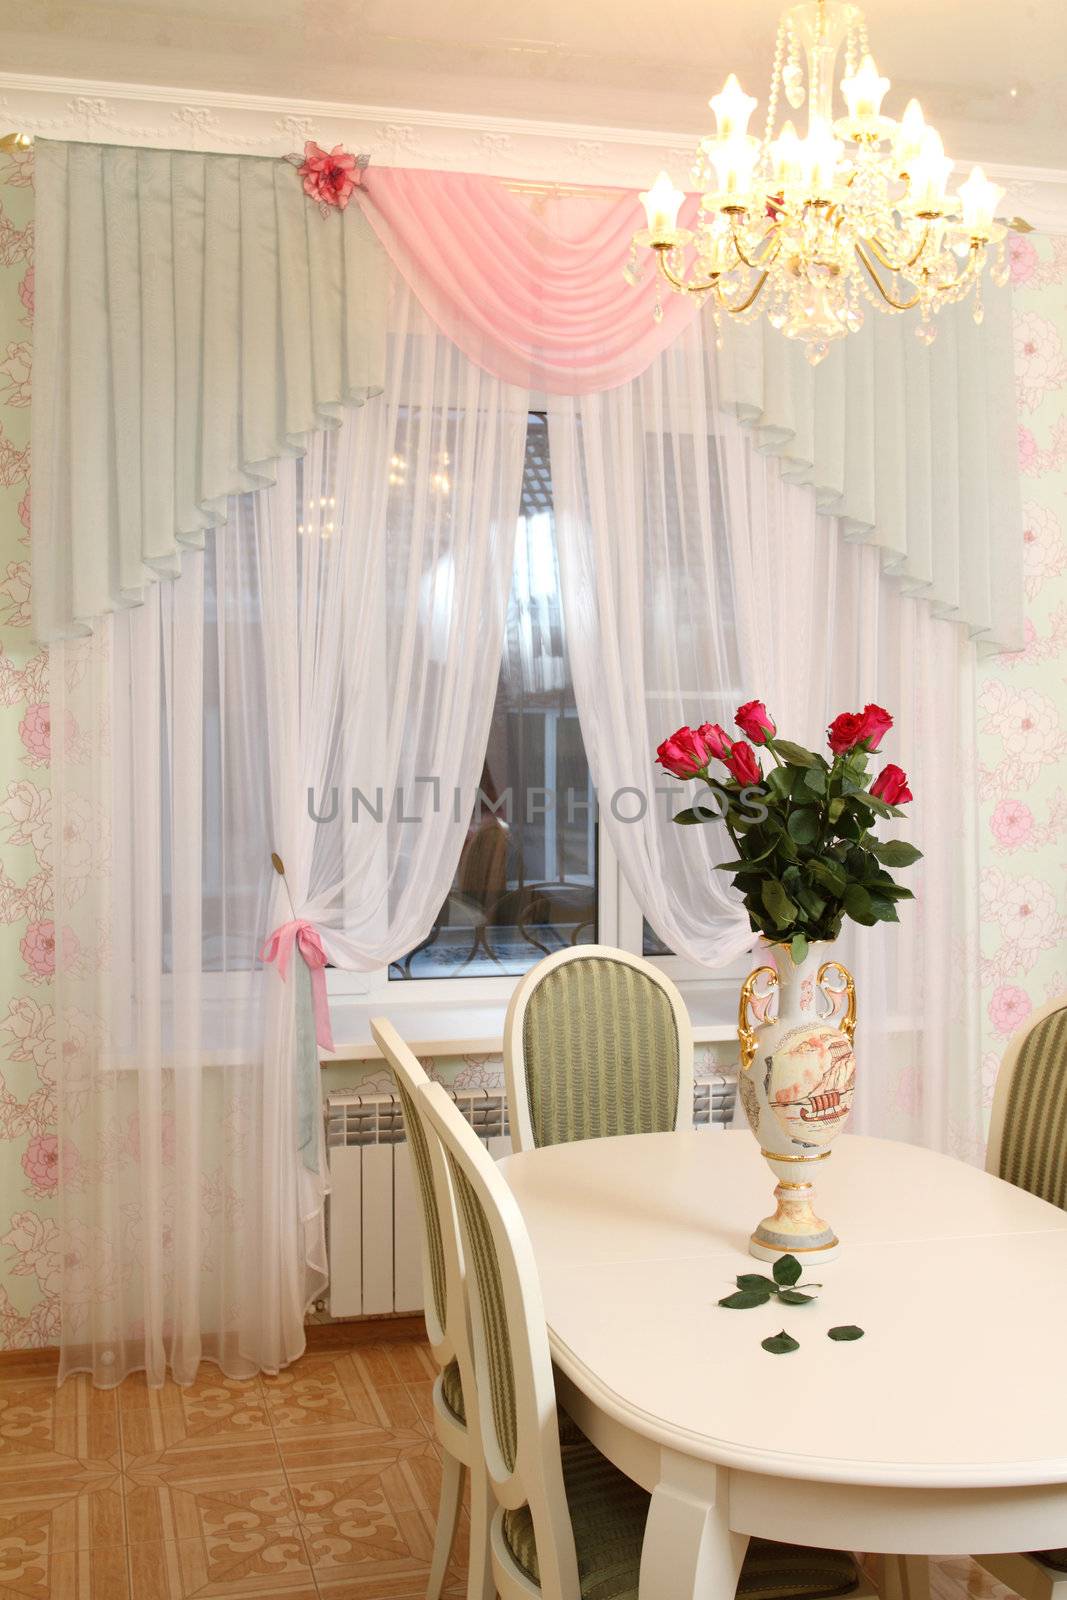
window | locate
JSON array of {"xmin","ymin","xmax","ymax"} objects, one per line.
[{"xmin": 390, "ymin": 415, "xmax": 598, "ymax": 979}]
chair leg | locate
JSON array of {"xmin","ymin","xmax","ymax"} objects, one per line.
[
  {"xmin": 427, "ymin": 1449, "xmax": 465, "ymax": 1600},
  {"xmin": 466, "ymin": 1461, "xmax": 494, "ymax": 1600},
  {"xmin": 883, "ymin": 1556, "xmax": 931, "ymax": 1600}
]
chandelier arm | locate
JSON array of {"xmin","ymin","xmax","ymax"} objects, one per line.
[
  {"xmin": 716, "ymin": 270, "xmax": 771, "ymax": 316},
  {"xmin": 854, "ymin": 243, "xmax": 921, "ymax": 311},
  {"xmin": 863, "ymin": 226, "xmax": 932, "ymax": 275},
  {"xmin": 728, "ymin": 216, "xmax": 784, "ymax": 271},
  {"xmin": 654, "ymin": 247, "xmax": 722, "ymax": 297}
]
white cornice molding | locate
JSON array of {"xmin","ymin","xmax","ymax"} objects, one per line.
[{"xmin": 2, "ymin": 70, "xmax": 1066, "ymax": 231}]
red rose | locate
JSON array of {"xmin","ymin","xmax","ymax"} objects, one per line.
[
  {"xmin": 870, "ymin": 763, "xmax": 913, "ymax": 804},
  {"xmin": 827, "ymin": 710, "xmax": 865, "ymax": 754},
  {"xmin": 734, "ymin": 700, "xmax": 776, "ymax": 745},
  {"xmin": 657, "ymin": 725, "xmax": 714, "ymax": 779},
  {"xmin": 697, "ymin": 722, "xmax": 733, "ymax": 760},
  {"xmin": 858, "ymin": 703, "xmax": 893, "ymax": 752},
  {"xmin": 725, "ymin": 740, "xmax": 761, "ymax": 786}
]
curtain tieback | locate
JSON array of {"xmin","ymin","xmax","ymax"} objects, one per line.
[{"xmin": 260, "ymin": 920, "xmax": 335, "ymax": 1052}]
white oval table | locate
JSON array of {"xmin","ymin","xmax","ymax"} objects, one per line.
[{"xmin": 498, "ymin": 1130, "xmax": 1067, "ymax": 1600}]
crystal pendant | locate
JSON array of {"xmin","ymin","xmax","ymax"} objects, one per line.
[{"xmin": 782, "ymin": 61, "xmax": 806, "ymax": 109}]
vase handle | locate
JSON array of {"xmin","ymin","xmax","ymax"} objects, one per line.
[
  {"xmin": 738, "ymin": 965, "xmax": 779, "ymax": 1072},
  {"xmin": 818, "ymin": 959, "xmax": 857, "ymax": 1042}
]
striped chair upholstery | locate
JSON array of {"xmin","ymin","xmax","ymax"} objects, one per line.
[
  {"xmin": 392, "ymin": 1071, "xmax": 449, "ymax": 1330},
  {"xmin": 521, "ymin": 956, "xmax": 680, "ymax": 1147},
  {"xmin": 995, "ymin": 1001, "xmax": 1067, "ymax": 1211},
  {"xmin": 447, "ymin": 1153, "xmax": 520, "ymax": 1472},
  {"xmin": 502, "ymin": 1436, "xmax": 860, "ymax": 1600}
]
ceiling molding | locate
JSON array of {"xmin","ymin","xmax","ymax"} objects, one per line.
[{"xmin": 2, "ymin": 70, "xmax": 1066, "ymax": 230}]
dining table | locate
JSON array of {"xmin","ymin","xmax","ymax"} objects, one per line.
[{"xmin": 498, "ymin": 1129, "xmax": 1067, "ymax": 1600}]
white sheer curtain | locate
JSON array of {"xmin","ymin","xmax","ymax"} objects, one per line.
[
  {"xmin": 549, "ymin": 314, "xmax": 984, "ymax": 1154},
  {"xmin": 51, "ymin": 282, "xmax": 528, "ymax": 1384}
]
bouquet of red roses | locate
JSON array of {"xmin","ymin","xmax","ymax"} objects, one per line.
[{"xmin": 656, "ymin": 700, "xmax": 921, "ymax": 963}]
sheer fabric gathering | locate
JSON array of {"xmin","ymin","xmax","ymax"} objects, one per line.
[{"xmin": 35, "ymin": 146, "xmax": 1020, "ymax": 1384}]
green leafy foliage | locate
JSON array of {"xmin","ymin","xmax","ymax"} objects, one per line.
[
  {"xmin": 761, "ymin": 1330, "xmax": 800, "ymax": 1354},
  {"xmin": 827, "ymin": 1325, "xmax": 865, "ymax": 1341},
  {"xmin": 673, "ymin": 727, "xmax": 920, "ymax": 947},
  {"xmin": 771, "ymin": 1254, "xmax": 802, "ymax": 1286}
]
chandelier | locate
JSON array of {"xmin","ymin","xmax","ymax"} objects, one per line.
[{"xmin": 630, "ymin": 0, "xmax": 1026, "ymax": 363}]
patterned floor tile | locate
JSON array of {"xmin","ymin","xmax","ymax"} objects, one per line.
[
  {"xmin": 126, "ymin": 1534, "xmax": 317, "ymax": 1598},
  {"xmin": 118, "ymin": 1373, "xmax": 273, "ymax": 1447},
  {"xmin": 123, "ymin": 1438, "xmax": 297, "ymax": 1548},
  {"xmin": 262, "ymin": 1349, "xmax": 425, "ymax": 1444},
  {"xmin": 281, "ymin": 1437, "xmax": 441, "ymax": 1530},
  {"xmin": 0, "ymin": 1374, "xmax": 120, "ymax": 1464},
  {"xmin": 0, "ymin": 1538, "xmax": 131, "ymax": 1600}
]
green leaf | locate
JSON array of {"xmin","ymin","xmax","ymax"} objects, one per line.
[
  {"xmin": 769, "ymin": 739, "xmax": 817, "ymax": 768},
  {"xmin": 771, "ymin": 1254, "xmax": 802, "ymax": 1287},
  {"xmin": 761, "ymin": 879, "xmax": 797, "ymax": 930},
  {"xmin": 766, "ymin": 766, "xmax": 794, "ymax": 801},
  {"xmin": 672, "ymin": 805, "xmax": 720, "ymax": 825},
  {"xmin": 867, "ymin": 893, "xmax": 900, "ymax": 923},
  {"xmin": 802, "ymin": 764, "xmax": 827, "ymax": 796},
  {"xmin": 858, "ymin": 790, "xmax": 895, "ymax": 817},
  {"xmin": 828, "ymin": 796, "xmax": 846, "ymax": 823},
  {"xmin": 777, "ymin": 1288, "xmax": 817, "ymax": 1305},
  {"xmin": 786, "ymin": 808, "xmax": 820, "ymax": 846},
  {"xmin": 843, "ymin": 883, "xmax": 877, "ymax": 925},
  {"xmin": 790, "ymin": 932, "xmax": 809, "ymax": 966},
  {"xmin": 736, "ymin": 1273, "xmax": 779, "ymax": 1293},
  {"xmin": 794, "ymin": 884, "xmax": 827, "ymax": 920},
  {"xmin": 719, "ymin": 1289, "xmax": 773, "ymax": 1309},
  {"xmin": 809, "ymin": 858, "xmax": 847, "ymax": 896},
  {"xmin": 761, "ymin": 1330, "xmax": 800, "ymax": 1355},
  {"xmin": 871, "ymin": 839, "xmax": 923, "ymax": 868},
  {"xmin": 827, "ymin": 1324, "xmax": 865, "ymax": 1341}
]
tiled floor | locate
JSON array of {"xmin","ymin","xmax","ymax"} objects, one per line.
[
  {"xmin": 0, "ymin": 1337, "xmax": 468, "ymax": 1599},
  {"xmin": 0, "ymin": 1334, "xmax": 1024, "ymax": 1600}
]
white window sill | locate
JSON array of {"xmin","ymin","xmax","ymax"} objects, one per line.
[{"xmin": 320, "ymin": 986, "xmax": 740, "ymax": 1063}]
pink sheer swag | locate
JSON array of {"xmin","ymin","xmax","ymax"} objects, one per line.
[{"xmin": 360, "ymin": 166, "xmax": 701, "ymax": 393}]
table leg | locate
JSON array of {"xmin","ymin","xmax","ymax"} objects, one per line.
[{"xmin": 639, "ymin": 1452, "xmax": 748, "ymax": 1600}]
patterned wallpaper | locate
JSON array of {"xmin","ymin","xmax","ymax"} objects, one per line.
[
  {"xmin": 0, "ymin": 150, "xmax": 1062, "ymax": 1350},
  {"xmin": 0, "ymin": 146, "xmax": 56, "ymax": 1349},
  {"xmin": 976, "ymin": 232, "xmax": 1067, "ymax": 1100}
]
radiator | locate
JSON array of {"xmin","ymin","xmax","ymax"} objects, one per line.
[{"xmin": 325, "ymin": 1078, "xmax": 735, "ymax": 1318}]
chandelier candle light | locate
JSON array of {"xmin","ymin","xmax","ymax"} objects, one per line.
[
  {"xmin": 630, "ymin": 0, "xmax": 1027, "ymax": 363},
  {"xmin": 656, "ymin": 702, "xmax": 921, "ymax": 1261}
]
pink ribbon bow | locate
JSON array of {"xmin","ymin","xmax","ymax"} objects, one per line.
[{"xmin": 259, "ymin": 920, "xmax": 335, "ymax": 1053}]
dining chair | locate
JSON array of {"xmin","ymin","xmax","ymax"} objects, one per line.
[
  {"xmin": 503, "ymin": 944, "xmax": 695, "ymax": 1152},
  {"xmin": 974, "ymin": 995, "xmax": 1067, "ymax": 1598},
  {"xmin": 418, "ymin": 1072, "xmax": 870, "ymax": 1600},
  {"xmin": 371, "ymin": 1016, "xmax": 492, "ymax": 1600}
]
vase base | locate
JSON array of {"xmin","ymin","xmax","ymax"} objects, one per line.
[{"xmin": 749, "ymin": 1230, "xmax": 840, "ymax": 1263}]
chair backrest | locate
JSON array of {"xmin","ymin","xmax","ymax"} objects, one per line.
[
  {"xmin": 503, "ymin": 943, "xmax": 694, "ymax": 1152},
  {"xmin": 986, "ymin": 995, "xmax": 1067, "ymax": 1210},
  {"xmin": 370, "ymin": 1017, "xmax": 451, "ymax": 1359},
  {"xmin": 419, "ymin": 1080, "xmax": 581, "ymax": 1596}
]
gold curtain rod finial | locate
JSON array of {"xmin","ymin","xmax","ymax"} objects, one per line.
[
  {"xmin": 271, "ymin": 852, "xmax": 286, "ymax": 875},
  {"xmin": 0, "ymin": 132, "xmax": 32, "ymax": 152}
]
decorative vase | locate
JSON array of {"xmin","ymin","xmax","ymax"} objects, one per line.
[{"xmin": 736, "ymin": 938, "xmax": 857, "ymax": 1263}]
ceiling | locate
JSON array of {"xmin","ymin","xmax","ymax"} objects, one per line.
[{"xmin": 1, "ymin": 0, "xmax": 1065, "ymax": 170}]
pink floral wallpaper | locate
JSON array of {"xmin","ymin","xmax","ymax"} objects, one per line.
[
  {"xmin": 0, "ymin": 147, "xmax": 58, "ymax": 1349},
  {"xmin": 978, "ymin": 232, "xmax": 1067, "ymax": 1104}
]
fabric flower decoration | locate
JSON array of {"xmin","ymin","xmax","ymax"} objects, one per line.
[
  {"xmin": 725, "ymin": 741, "xmax": 761, "ymax": 786},
  {"xmin": 734, "ymin": 700, "xmax": 776, "ymax": 744},
  {"xmin": 870, "ymin": 763, "xmax": 913, "ymax": 804},
  {"xmin": 296, "ymin": 142, "xmax": 360, "ymax": 213}
]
